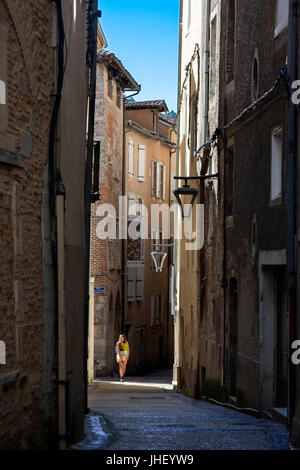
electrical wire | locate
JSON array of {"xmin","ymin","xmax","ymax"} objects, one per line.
[{"xmin": 194, "ymin": 67, "xmax": 288, "ymax": 157}]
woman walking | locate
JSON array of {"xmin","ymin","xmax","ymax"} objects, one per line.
[{"xmin": 116, "ymin": 334, "xmax": 130, "ymax": 382}]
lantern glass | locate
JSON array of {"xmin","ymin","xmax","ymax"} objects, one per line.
[
  {"xmin": 151, "ymin": 250, "xmax": 167, "ymax": 272},
  {"xmin": 173, "ymin": 185, "xmax": 198, "ymax": 218}
]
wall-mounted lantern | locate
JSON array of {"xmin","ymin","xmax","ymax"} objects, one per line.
[
  {"xmin": 173, "ymin": 174, "xmax": 218, "ymax": 218},
  {"xmin": 151, "ymin": 243, "xmax": 174, "ymax": 273}
]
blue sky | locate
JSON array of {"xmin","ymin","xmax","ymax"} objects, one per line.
[{"xmin": 98, "ymin": 0, "xmax": 179, "ymax": 112}]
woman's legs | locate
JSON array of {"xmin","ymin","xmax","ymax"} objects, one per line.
[{"xmin": 119, "ymin": 361, "xmax": 125, "ymax": 378}]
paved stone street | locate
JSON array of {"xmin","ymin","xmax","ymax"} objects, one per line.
[{"xmin": 85, "ymin": 369, "xmax": 290, "ymax": 450}]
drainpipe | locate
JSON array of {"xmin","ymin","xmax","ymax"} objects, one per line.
[
  {"xmin": 286, "ymin": 0, "xmax": 298, "ymax": 427},
  {"xmin": 173, "ymin": 0, "xmax": 183, "ymax": 388},
  {"xmin": 48, "ymin": 0, "xmax": 65, "ymax": 448},
  {"xmin": 203, "ymin": 0, "xmax": 211, "ymax": 142},
  {"xmin": 84, "ymin": 0, "xmax": 101, "ymax": 414}
]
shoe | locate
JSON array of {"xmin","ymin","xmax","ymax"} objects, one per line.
[{"xmin": 120, "ymin": 378, "xmax": 124, "ymax": 382}]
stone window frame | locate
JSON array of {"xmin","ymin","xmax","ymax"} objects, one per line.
[{"xmin": 270, "ymin": 124, "xmax": 284, "ymax": 206}]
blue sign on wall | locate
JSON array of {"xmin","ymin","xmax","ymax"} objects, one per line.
[{"xmin": 94, "ymin": 287, "xmax": 105, "ymax": 293}]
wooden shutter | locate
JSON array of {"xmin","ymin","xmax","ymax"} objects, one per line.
[
  {"xmin": 136, "ymin": 267, "xmax": 144, "ymax": 301},
  {"xmin": 151, "ymin": 160, "xmax": 156, "ymax": 196},
  {"xmin": 150, "ymin": 296, "xmax": 155, "ymax": 326},
  {"xmin": 155, "ymin": 295, "xmax": 159, "ymax": 325},
  {"xmin": 160, "ymin": 294, "xmax": 164, "ymax": 324},
  {"xmin": 162, "ymin": 165, "xmax": 166, "ymax": 200},
  {"xmin": 156, "ymin": 162, "xmax": 161, "ymax": 198},
  {"xmin": 128, "ymin": 140, "xmax": 134, "ymax": 178},
  {"xmin": 127, "ymin": 269, "xmax": 136, "ymax": 302},
  {"xmin": 138, "ymin": 145, "xmax": 146, "ymax": 182}
]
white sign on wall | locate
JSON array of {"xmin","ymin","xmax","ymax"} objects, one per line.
[
  {"xmin": 0, "ymin": 340, "xmax": 6, "ymax": 364},
  {"xmin": 0, "ymin": 80, "xmax": 5, "ymax": 104}
]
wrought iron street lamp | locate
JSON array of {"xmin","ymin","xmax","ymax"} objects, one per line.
[
  {"xmin": 151, "ymin": 243, "xmax": 174, "ymax": 273},
  {"xmin": 173, "ymin": 174, "xmax": 218, "ymax": 218}
]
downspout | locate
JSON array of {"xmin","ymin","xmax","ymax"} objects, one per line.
[
  {"xmin": 286, "ymin": 0, "xmax": 298, "ymax": 427},
  {"xmin": 49, "ymin": 0, "xmax": 65, "ymax": 449},
  {"xmin": 198, "ymin": 0, "xmax": 211, "ymax": 398},
  {"xmin": 203, "ymin": 0, "xmax": 211, "ymax": 142},
  {"xmin": 122, "ymin": 88, "xmax": 141, "ymax": 332},
  {"xmin": 84, "ymin": 0, "xmax": 101, "ymax": 414},
  {"xmin": 173, "ymin": 0, "xmax": 183, "ymax": 387}
]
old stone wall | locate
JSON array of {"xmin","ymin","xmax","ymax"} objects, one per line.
[{"xmin": 0, "ymin": 0, "xmax": 53, "ymax": 449}]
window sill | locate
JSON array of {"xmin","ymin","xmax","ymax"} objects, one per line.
[
  {"xmin": 270, "ymin": 197, "xmax": 282, "ymax": 207},
  {"xmin": 274, "ymin": 22, "xmax": 288, "ymax": 39},
  {"xmin": 0, "ymin": 148, "xmax": 24, "ymax": 168}
]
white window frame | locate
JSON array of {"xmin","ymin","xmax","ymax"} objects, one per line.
[
  {"xmin": 274, "ymin": 0, "xmax": 289, "ymax": 38},
  {"xmin": 270, "ymin": 127, "xmax": 283, "ymax": 203}
]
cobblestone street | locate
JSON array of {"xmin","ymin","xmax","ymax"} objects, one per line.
[{"xmin": 84, "ymin": 370, "xmax": 290, "ymax": 451}]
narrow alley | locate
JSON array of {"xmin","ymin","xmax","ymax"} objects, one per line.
[{"xmin": 81, "ymin": 370, "xmax": 289, "ymax": 450}]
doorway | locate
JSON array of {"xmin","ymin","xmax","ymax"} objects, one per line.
[
  {"xmin": 229, "ymin": 278, "xmax": 238, "ymax": 398},
  {"xmin": 259, "ymin": 250, "xmax": 287, "ymax": 412}
]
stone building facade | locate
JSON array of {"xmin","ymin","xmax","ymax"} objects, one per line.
[
  {"xmin": 124, "ymin": 101, "xmax": 175, "ymax": 375},
  {"xmin": 90, "ymin": 51, "xmax": 139, "ymax": 378},
  {"xmin": 174, "ymin": 0, "xmax": 223, "ymax": 398},
  {"xmin": 0, "ymin": 0, "xmax": 98, "ymax": 449},
  {"xmin": 217, "ymin": 0, "xmax": 289, "ymax": 414},
  {"xmin": 175, "ymin": 0, "xmax": 298, "ymax": 432}
]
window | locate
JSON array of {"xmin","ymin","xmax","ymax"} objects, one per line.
[
  {"xmin": 275, "ymin": 0, "xmax": 289, "ymax": 37},
  {"xmin": 117, "ymin": 87, "xmax": 122, "ymax": 108},
  {"xmin": 271, "ymin": 127, "xmax": 283, "ymax": 202},
  {"xmin": 138, "ymin": 145, "xmax": 146, "ymax": 182},
  {"xmin": 155, "ymin": 296, "xmax": 160, "ymax": 325},
  {"xmin": 108, "ymin": 76, "xmax": 113, "ymax": 99},
  {"xmin": 251, "ymin": 51, "xmax": 259, "ymax": 101},
  {"xmin": 128, "ymin": 140, "xmax": 134, "ymax": 179},
  {"xmin": 225, "ymin": 148, "xmax": 234, "ymax": 216},
  {"xmin": 151, "ymin": 160, "xmax": 157, "ymax": 197},
  {"xmin": 150, "ymin": 296, "xmax": 155, "ymax": 326},
  {"xmin": 156, "ymin": 162, "xmax": 165, "ymax": 199},
  {"xmin": 136, "ymin": 268, "xmax": 144, "ymax": 301},
  {"xmin": 210, "ymin": 16, "xmax": 217, "ymax": 98},
  {"xmin": 160, "ymin": 294, "xmax": 164, "ymax": 324},
  {"xmin": 226, "ymin": 0, "xmax": 235, "ymax": 84}
]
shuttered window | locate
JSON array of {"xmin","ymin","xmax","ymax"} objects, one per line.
[
  {"xmin": 151, "ymin": 160, "xmax": 156, "ymax": 197},
  {"xmin": 155, "ymin": 295, "xmax": 160, "ymax": 325},
  {"xmin": 160, "ymin": 294, "xmax": 164, "ymax": 324},
  {"xmin": 138, "ymin": 145, "xmax": 146, "ymax": 182},
  {"xmin": 275, "ymin": 0, "xmax": 289, "ymax": 37},
  {"xmin": 150, "ymin": 296, "xmax": 155, "ymax": 326},
  {"xmin": 136, "ymin": 268, "xmax": 144, "ymax": 301},
  {"xmin": 156, "ymin": 162, "xmax": 161, "ymax": 198},
  {"xmin": 162, "ymin": 165, "xmax": 166, "ymax": 200},
  {"xmin": 128, "ymin": 140, "xmax": 134, "ymax": 179},
  {"xmin": 127, "ymin": 272, "xmax": 136, "ymax": 302}
]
